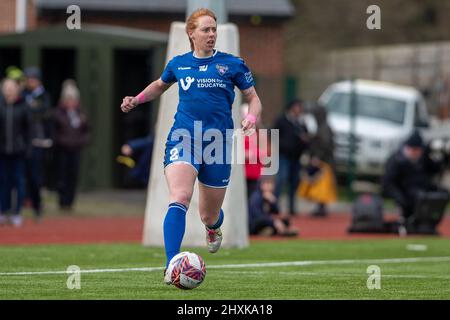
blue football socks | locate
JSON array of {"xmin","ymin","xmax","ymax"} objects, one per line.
[
  {"xmin": 163, "ymin": 202, "xmax": 187, "ymax": 267},
  {"xmin": 207, "ymin": 208, "xmax": 224, "ymax": 230}
]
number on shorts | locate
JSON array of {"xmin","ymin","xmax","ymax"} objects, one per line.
[{"xmin": 169, "ymin": 148, "xmax": 179, "ymax": 161}]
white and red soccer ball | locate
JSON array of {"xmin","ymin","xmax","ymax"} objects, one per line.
[{"xmin": 167, "ymin": 251, "xmax": 206, "ymax": 289}]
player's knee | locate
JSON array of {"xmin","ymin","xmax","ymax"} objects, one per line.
[{"xmin": 171, "ymin": 191, "xmax": 192, "ymax": 208}]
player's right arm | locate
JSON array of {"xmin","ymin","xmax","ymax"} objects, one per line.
[{"xmin": 120, "ymin": 78, "xmax": 173, "ymax": 113}]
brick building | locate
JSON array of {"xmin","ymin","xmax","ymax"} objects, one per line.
[
  {"xmin": 0, "ymin": 0, "xmax": 295, "ymax": 125},
  {"xmin": 0, "ymin": 1, "xmax": 295, "ymax": 189}
]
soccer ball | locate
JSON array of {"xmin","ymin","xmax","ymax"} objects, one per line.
[{"xmin": 166, "ymin": 251, "xmax": 206, "ymax": 290}]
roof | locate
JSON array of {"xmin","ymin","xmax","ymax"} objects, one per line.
[
  {"xmin": 328, "ymin": 79, "xmax": 421, "ymax": 100},
  {"xmin": 0, "ymin": 24, "xmax": 168, "ymax": 47},
  {"xmin": 35, "ymin": 0, "xmax": 295, "ymax": 17}
]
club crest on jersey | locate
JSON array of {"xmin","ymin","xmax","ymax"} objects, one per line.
[{"xmin": 216, "ymin": 64, "xmax": 229, "ymax": 76}]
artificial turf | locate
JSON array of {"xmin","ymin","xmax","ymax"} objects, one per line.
[{"xmin": 0, "ymin": 238, "xmax": 449, "ymax": 300}]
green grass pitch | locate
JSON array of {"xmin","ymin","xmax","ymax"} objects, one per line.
[{"xmin": 0, "ymin": 238, "xmax": 449, "ymax": 299}]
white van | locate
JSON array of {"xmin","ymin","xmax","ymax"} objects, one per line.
[{"xmin": 314, "ymin": 79, "xmax": 430, "ymax": 177}]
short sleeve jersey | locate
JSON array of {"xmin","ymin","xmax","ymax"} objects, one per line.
[{"xmin": 161, "ymin": 50, "xmax": 255, "ymax": 133}]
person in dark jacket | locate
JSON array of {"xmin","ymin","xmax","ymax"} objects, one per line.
[
  {"xmin": 307, "ymin": 104, "xmax": 336, "ymax": 217},
  {"xmin": 52, "ymin": 79, "xmax": 90, "ymax": 211},
  {"xmin": 248, "ymin": 177, "xmax": 298, "ymax": 237},
  {"xmin": 23, "ymin": 66, "xmax": 52, "ymax": 219},
  {"xmin": 273, "ymin": 98, "xmax": 309, "ymax": 216},
  {"xmin": 0, "ymin": 78, "xmax": 31, "ymax": 226},
  {"xmin": 382, "ymin": 131, "xmax": 448, "ymax": 227}
]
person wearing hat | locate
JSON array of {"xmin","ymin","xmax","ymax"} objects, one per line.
[
  {"xmin": 382, "ymin": 130, "xmax": 447, "ymax": 228},
  {"xmin": 22, "ymin": 66, "xmax": 52, "ymax": 221},
  {"xmin": 5, "ymin": 66, "xmax": 25, "ymax": 83}
]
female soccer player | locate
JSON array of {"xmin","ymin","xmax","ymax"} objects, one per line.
[{"xmin": 120, "ymin": 8, "xmax": 262, "ymax": 284}]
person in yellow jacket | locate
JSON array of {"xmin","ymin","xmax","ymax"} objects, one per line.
[{"xmin": 298, "ymin": 104, "xmax": 337, "ymax": 217}]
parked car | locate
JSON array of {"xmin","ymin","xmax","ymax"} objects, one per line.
[{"xmin": 308, "ymin": 79, "xmax": 432, "ymax": 178}]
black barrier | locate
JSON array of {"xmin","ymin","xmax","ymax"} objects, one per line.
[{"xmin": 407, "ymin": 190, "xmax": 450, "ymax": 235}]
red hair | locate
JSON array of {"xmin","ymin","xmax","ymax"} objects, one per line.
[{"xmin": 186, "ymin": 8, "xmax": 217, "ymax": 51}]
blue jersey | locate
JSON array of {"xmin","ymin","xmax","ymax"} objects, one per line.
[{"xmin": 161, "ymin": 50, "xmax": 255, "ymax": 133}]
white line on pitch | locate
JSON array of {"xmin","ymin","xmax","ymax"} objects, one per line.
[
  {"xmin": 0, "ymin": 267, "xmax": 164, "ymax": 276},
  {"xmin": 220, "ymin": 270, "xmax": 450, "ymax": 280},
  {"xmin": 207, "ymin": 256, "xmax": 450, "ymax": 269},
  {"xmin": 0, "ymin": 256, "xmax": 449, "ymax": 277}
]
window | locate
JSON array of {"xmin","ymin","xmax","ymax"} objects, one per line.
[{"xmin": 325, "ymin": 92, "xmax": 406, "ymax": 125}]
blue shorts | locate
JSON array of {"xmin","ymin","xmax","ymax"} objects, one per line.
[{"xmin": 163, "ymin": 130, "xmax": 233, "ymax": 188}]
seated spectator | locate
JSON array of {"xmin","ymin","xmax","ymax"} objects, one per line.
[
  {"xmin": 120, "ymin": 135, "xmax": 154, "ymax": 186},
  {"xmin": 382, "ymin": 130, "xmax": 449, "ymax": 232},
  {"xmin": 248, "ymin": 176, "xmax": 299, "ymax": 237}
]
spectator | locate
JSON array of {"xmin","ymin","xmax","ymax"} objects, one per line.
[
  {"xmin": 120, "ymin": 135, "xmax": 154, "ymax": 186},
  {"xmin": 244, "ymin": 134, "xmax": 264, "ymax": 198},
  {"xmin": 52, "ymin": 79, "xmax": 90, "ymax": 211},
  {"xmin": 241, "ymin": 104, "xmax": 268, "ymax": 198},
  {"xmin": 306, "ymin": 104, "xmax": 336, "ymax": 217},
  {"xmin": 382, "ymin": 131, "xmax": 449, "ymax": 230},
  {"xmin": 273, "ymin": 98, "xmax": 309, "ymax": 216},
  {"xmin": 248, "ymin": 176, "xmax": 298, "ymax": 237},
  {"xmin": 23, "ymin": 66, "xmax": 52, "ymax": 220},
  {"xmin": 0, "ymin": 78, "xmax": 31, "ymax": 227}
]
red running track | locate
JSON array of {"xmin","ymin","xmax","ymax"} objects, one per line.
[{"xmin": 0, "ymin": 213, "xmax": 449, "ymax": 245}]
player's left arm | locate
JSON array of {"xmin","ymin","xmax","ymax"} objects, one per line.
[{"xmin": 241, "ymin": 86, "xmax": 262, "ymax": 133}]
